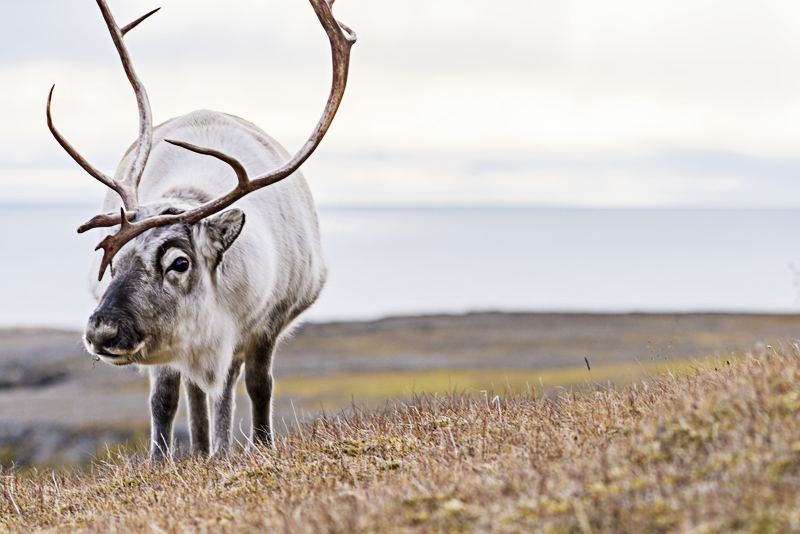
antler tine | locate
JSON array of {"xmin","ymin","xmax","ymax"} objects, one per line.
[
  {"xmin": 95, "ymin": 0, "xmax": 159, "ymax": 207},
  {"xmin": 93, "ymin": 210, "xmax": 179, "ymax": 280},
  {"xmin": 48, "ymin": 2, "xmax": 159, "ymax": 212},
  {"xmin": 166, "ymin": 0, "xmax": 357, "ymax": 223},
  {"xmin": 121, "ymin": 7, "xmax": 161, "ymax": 36},
  {"xmin": 97, "ymin": 0, "xmax": 158, "ymax": 210},
  {"xmin": 85, "ymin": 0, "xmax": 356, "ymax": 281},
  {"xmin": 246, "ymin": 0, "xmax": 357, "ymax": 188},
  {"xmin": 164, "ymin": 140, "xmax": 250, "ymax": 189},
  {"xmin": 78, "ymin": 210, "xmax": 135, "ymax": 234},
  {"xmin": 47, "ymin": 85, "xmax": 118, "ymax": 192}
]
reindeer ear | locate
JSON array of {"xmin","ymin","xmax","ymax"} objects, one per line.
[{"xmin": 206, "ymin": 208, "xmax": 245, "ymax": 255}]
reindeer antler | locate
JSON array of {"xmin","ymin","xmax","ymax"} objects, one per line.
[
  {"xmin": 48, "ymin": 1, "xmax": 158, "ymax": 212},
  {"xmin": 52, "ymin": 0, "xmax": 356, "ymax": 281}
]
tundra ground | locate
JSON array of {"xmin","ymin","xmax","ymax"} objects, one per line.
[
  {"xmin": 1, "ymin": 342, "xmax": 800, "ymax": 532},
  {"xmin": 0, "ymin": 313, "xmax": 797, "ymax": 468}
]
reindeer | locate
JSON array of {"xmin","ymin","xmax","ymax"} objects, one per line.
[{"xmin": 46, "ymin": 0, "xmax": 355, "ymax": 460}]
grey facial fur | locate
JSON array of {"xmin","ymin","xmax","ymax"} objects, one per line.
[
  {"xmin": 85, "ymin": 205, "xmax": 201, "ymax": 367},
  {"xmin": 85, "ymin": 255, "xmax": 149, "ymax": 362}
]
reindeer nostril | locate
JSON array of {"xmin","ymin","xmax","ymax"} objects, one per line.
[{"xmin": 86, "ymin": 320, "xmax": 119, "ymax": 349}]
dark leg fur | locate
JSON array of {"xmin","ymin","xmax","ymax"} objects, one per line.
[
  {"xmin": 184, "ymin": 378, "xmax": 210, "ymax": 457},
  {"xmin": 149, "ymin": 366, "xmax": 181, "ymax": 461},
  {"xmin": 213, "ymin": 361, "xmax": 242, "ymax": 455},
  {"xmin": 245, "ymin": 336, "xmax": 276, "ymax": 448}
]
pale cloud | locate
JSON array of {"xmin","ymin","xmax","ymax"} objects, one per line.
[
  {"xmin": 302, "ymin": 150, "xmax": 800, "ymax": 207},
  {"xmin": 4, "ymin": 0, "xmax": 800, "ymax": 206}
]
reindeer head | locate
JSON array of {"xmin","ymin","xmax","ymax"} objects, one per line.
[
  {"xmin": 48, "ymin": 0, "xmax": 355, "ymax": 365},
  {"xmin": 83, "ymin": 202, "xmax": 246, "ymax": 366}
]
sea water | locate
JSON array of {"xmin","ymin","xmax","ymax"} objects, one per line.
[{"xmin": 1, "ymin": 205, "xmax": 799, "ymax": 329}]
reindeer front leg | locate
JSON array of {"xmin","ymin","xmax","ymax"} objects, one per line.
[
  {"xmin": 213, "ymin": 361, "xmax": 242, "ymax": 455},
  {"xmin": 149, "ymin": 366, "xmax": 181, "ymax": 461},
  {"xmin": 184, "ymin": 378, "xmax": 210, "ymax": 457}
]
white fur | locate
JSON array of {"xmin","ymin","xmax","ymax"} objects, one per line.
[{"xmin": 88, "ymin": 110, "xmax": 327, "ymax": 398}]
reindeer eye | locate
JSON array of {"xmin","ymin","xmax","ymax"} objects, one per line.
[{"xmin": 167, "ymin": 257, "xmax": 190, "ymax": 274}]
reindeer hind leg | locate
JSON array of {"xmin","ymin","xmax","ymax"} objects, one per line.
[{"xmin": 245, "ymin": 336, "xmax": 276, "ymax": 448}]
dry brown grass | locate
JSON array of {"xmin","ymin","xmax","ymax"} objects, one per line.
[
  {"xmin": 273, "ymin": 358, "xmax": 698, "ymax": 411},
  {"xmin": 1, "ymin": 345, "xmax": 799, "ymax": 533}
]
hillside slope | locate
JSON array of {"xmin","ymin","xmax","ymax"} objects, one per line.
[
  {"xmin": 2, "ymin": 344, "xmax": 800, "ymax": 532},
  {"xmin": 2, "ymin": 312, "xmax": 797, "ymax": 469}
]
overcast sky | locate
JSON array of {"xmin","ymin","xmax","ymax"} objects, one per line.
[{"xmin": 4, "ymin": 0, "xmax": 800, "ymax": 207}]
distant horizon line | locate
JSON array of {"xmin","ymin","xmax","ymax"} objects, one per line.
[{"xmin": 4, "ymin": 309, "xmax": 800, "ymax": 333}]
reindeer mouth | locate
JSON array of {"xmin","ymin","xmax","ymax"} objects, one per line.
[
  {"xmin": 97, "ymin": 352, "xmax": 134, "ymax": 366},
  {"xmin": 92, "ymin": 340, "xmax": 147, "ymax": 366}
]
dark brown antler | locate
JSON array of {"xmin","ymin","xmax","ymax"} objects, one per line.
[
  {"xmin": 73, "ymin": 0, "xmax": 357, "ymax": 281},
  {"xmin": 47, "ymin": 1, "xmax": 159, "ymax": 212}
]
